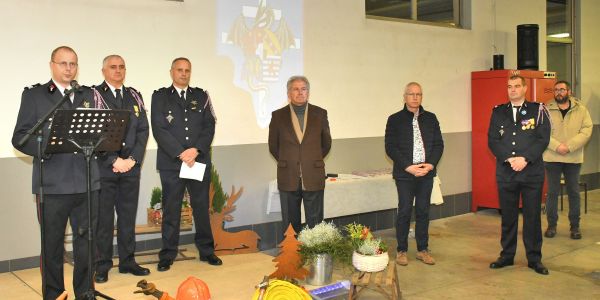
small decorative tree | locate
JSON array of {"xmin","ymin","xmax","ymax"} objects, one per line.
[
  {"xmin": 150, "ymin": 187, "xmax": 162, "ymax": 209},
  {"xmin": 269, "ymin": 224, "xmax": 309, "ymax": 281},
  {"xmin": 148, "ymin": 187, "xmax": 163, "ymax": 225},
  {"xmin": 210, "ymin": 164, "xmax": 227, "ymax": 213}
]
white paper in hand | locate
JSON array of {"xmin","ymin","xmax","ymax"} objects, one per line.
[{"xmin": 179, "ymin": 162, "xmax": 206, "ymax": 181}]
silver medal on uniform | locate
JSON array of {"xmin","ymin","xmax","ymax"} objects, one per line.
[{"xmin": 166, "ymin": 111, "xmax": 174, "ymax": 123}]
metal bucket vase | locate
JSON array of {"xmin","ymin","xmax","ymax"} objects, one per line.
[{"xmin": 306, "ymin": 253, "xmax": 333, "ymax": 286}]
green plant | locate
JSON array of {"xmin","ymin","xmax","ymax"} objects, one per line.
[
  {"xmin": 150, "ymin": 187, "xmax": 162, "ymax": 209},
  {"xmin": 182, "ymin": 189, "xmax": 191, "ymax": 208},
  {"xmin": 298, "ymin": 222, "xmax": 352, "ymax": 265},
  {"xmin": 210, "ymin": 164, "xmax": 228, "ymax": 213},
  {"xmin": 345, "ymin": 223, "xmax": 388, "ymax": 255}
]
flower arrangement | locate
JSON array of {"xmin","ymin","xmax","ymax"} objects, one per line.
[
  {"xmin": 147, "ymin": 186, "xmax": 193, "ymax": 226},
  {"xmin": 297, "ymin": 222, "xmax": 352, "ymax": 265},
  {"xmin": 345, "ymin": 223, "xmax": 388, "ymax": 255},
  {"xmin": 345, "ymin": 223, "xmax": 389, "ymax": 272}
]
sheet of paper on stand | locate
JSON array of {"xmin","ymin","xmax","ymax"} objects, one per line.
[{"xmin": 267, "ymin": 173, "xmax": 443, "ymax": 221}]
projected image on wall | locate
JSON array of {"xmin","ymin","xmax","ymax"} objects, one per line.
[{"xmin": 217, "ymin": 0, "xmax": 303, "ymax": 128}]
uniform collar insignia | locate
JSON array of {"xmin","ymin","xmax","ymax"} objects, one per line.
[
  {"xmin": 48, "ymin": 83, "xmax": 56, "ymax": 93},
  {"xmin": 83, "ymin": 100, "xmax": 90, "ymax": 108}
]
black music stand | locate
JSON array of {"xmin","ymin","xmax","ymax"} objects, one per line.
[{"xmin": 46, "ymin": 108, "xmax": 130, "ymax": 300}]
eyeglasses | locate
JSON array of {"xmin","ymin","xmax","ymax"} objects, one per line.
[
  {"xmin": 553, "ymin": 88, "xmax": 568, "ymax": 93},
  {"xmin": 52, "ymin": 61, "xmax": 78, "ymax": 69},
  {"xmin": 405, "ymin": 93, "xmax": 423, "ymax": 97}
]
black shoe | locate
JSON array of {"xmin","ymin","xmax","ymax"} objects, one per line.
[
  {"xmin": 489, "ymin": 257, "xmax": 514, "ymax": 269},
  {"xmin": 94, "ymin": 270, "xmax": 108, "ymax": 283},
  {"xmin": 570, "ymin": 227, "xmax": 582, "ymax": 240},
  {"xmin": 157, "ymin": 259, "xmax": 173, "ymax": 272},
  {"xmin": 200, "ymin": 254, "xmax": 223, "ymax": 266},
  {"xmin": 119, "ymin": 263, "xmax": 150, "ymax": 276},
  {"xmin": 528, "ymin": 262, "xmax": 549, "ymax": 275},
  {"xmin": 544, "ymin": 226, "xmax": 557, "ymax": 238}
]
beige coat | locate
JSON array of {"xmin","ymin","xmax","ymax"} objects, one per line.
[{"xmin": 543, "ymin": 97, "xmax": 593, "ymax": 163}]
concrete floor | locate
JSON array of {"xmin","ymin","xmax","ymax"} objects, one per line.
[{"xmin": 1, "ymin": 190, "xmax": 599, "ymax": 299}]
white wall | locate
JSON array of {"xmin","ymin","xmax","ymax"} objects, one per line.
[
  {"xmin": 1, "ymin": 0, "xmax": 547, "ymax": 159},
  {"xmin": 0, "ymin": 0, "xmax": 570, "ymax": 261}
]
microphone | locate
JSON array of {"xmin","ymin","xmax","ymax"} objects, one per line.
[{"xmin": 70, "ymin": 80, "xmax": 80, "ymax": 91}]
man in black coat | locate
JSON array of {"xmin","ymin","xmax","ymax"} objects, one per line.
[
  {"xmin": 488, "ymin": 75, "xmax": 551, "ymax": 275},
  {"xmin": 94, "ymin": 55, "xmax": 150, "ymax": 283},
  {"xmin": 151, "ymin": 57, "xmax": 221, "ymax": 272},
  {"xmin": 385, "ymin": 82, "xmax": 444, "ymax": 266},
  {"xmin": 12, "ymin": 46, "xmax": 100, "ymax": 299}
]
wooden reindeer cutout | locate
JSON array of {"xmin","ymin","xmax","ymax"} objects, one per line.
[{"xmin": 209, "ymin": 185, "xmax": 261, "ymax": 255}]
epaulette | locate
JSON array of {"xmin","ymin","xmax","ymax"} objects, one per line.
[
  {"xmin": 154, "ymin": 87, "xmax": 167, "ymax": 93},
  {"xmin": 128, "ymin": 87, "xmax": 142, "ymax": 97},
  {"xmin": 24, "ymin": 83, "xmax": 41, "ymax": 90}
]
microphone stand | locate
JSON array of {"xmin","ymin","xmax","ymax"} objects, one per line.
[
  {"xmin": 69, "ymin": 137, "xmax": 114, "ymax": 300},
  {"xmin": 16, "ymin": 88, "xmax": 74, "ymax": 299}
]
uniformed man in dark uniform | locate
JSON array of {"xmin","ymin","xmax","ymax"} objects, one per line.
[
  {"xmin": 488, "ymin": 75, "xmax": 551, "ymax": 275},
  {"xmin": 151, "ymin": 57, "xmax": 221, "ymax": 271},
  {"xmin": 94, "ymin": 55, "xmax": 150, "ymax": 283},
  {"xmin": 12, "ymin": 46, "xmax": 100, "ymax": 299}
]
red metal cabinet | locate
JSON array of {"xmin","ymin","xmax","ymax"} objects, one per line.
[{"xmin": 471, "ymin": 70, "xmax": 556, "ymax": 211}]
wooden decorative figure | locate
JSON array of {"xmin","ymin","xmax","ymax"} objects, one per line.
[
  {"xmin": 209, "ymin": 185, "xmax": 261, "ymax": 255},
  {"xmin": 269, "ymin": 224, "xmax": 309, "ymax": 281}
]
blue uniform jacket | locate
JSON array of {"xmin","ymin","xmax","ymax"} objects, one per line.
[
  {"xmin": 488, "ymin": 101, "xmax": 551, "ymax": 183},
  {"xmin": 94, "ymin": 81, "xmax": 149, "ymax": 178},
  {"xmin": 12, "ymin": 80, "xmax": 101, "ymax": 194},
  {"xmin": 151, "ymin": 85, "xmax": 215, "ymax": 172}
]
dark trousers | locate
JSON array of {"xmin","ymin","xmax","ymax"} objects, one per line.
[
  {"xmin": 279, "ymin": 179, "xmax": 324, "ymax": 235},
  {"xmin": 96, "ymin": 176, "xmax": 141, "ymax": 272},
  {"xmin": 497, "ymin": 180, "xmax": 543, "ymax": 263},
  {"xmin": 159, "ymin": 170, "xmax": 215, "ymax": 260},
  {"xmin": 38, "ymin": 192, "xmax": 98, "ymax": 300},
  {"xmin": 395, "ymin": 177, "xmax": 433, "ymax": 252},
  {"xmin": 545, "ymin": 162, "xmax": 581, "ymax": 228}
]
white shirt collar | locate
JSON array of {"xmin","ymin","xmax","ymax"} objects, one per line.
[
  {"xmin": 511, "ymin": 100, "xmax": 525, "ymax": 107},
  {"xmin": 106, "ymin": 81, "xmax": 124, "ymax": 98},
  {"xmin": 52, "ymin": 79, "xmax": 74, "ymax": 101},
  {"xmin": 174, "ymin": 86, "xmax": 188, "ymax": 99}
]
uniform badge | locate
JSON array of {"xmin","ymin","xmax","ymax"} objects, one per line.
[
  {"xmin": 166, "ymin": 111, "xmax": 174, "ymax": 123},
  {"xmin": 499, "ymin": 129, "xmax": 504, "ymax": 136},
  {"xmin": 520, "ymin": 109, "xmax": 527, "ymax": 115},
  {"xmin": 190, "ymin": 100, "xmax": 198, "ymax": 110},
  {"xmin": 83, "ymin": 100, "xmax": 90, "ymax": 108},
  {"xmin": 521, "ymin": 118, "xmax": 535, "ymax": 130},
  {"xmin": 133, "ymin": 105, "xmax": 140, "ymax": 117}
]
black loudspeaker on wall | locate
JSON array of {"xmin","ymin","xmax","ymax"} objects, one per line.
[{"xmin": 517, "ymin": 24, "xmax": 539, "ymax": 70}]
